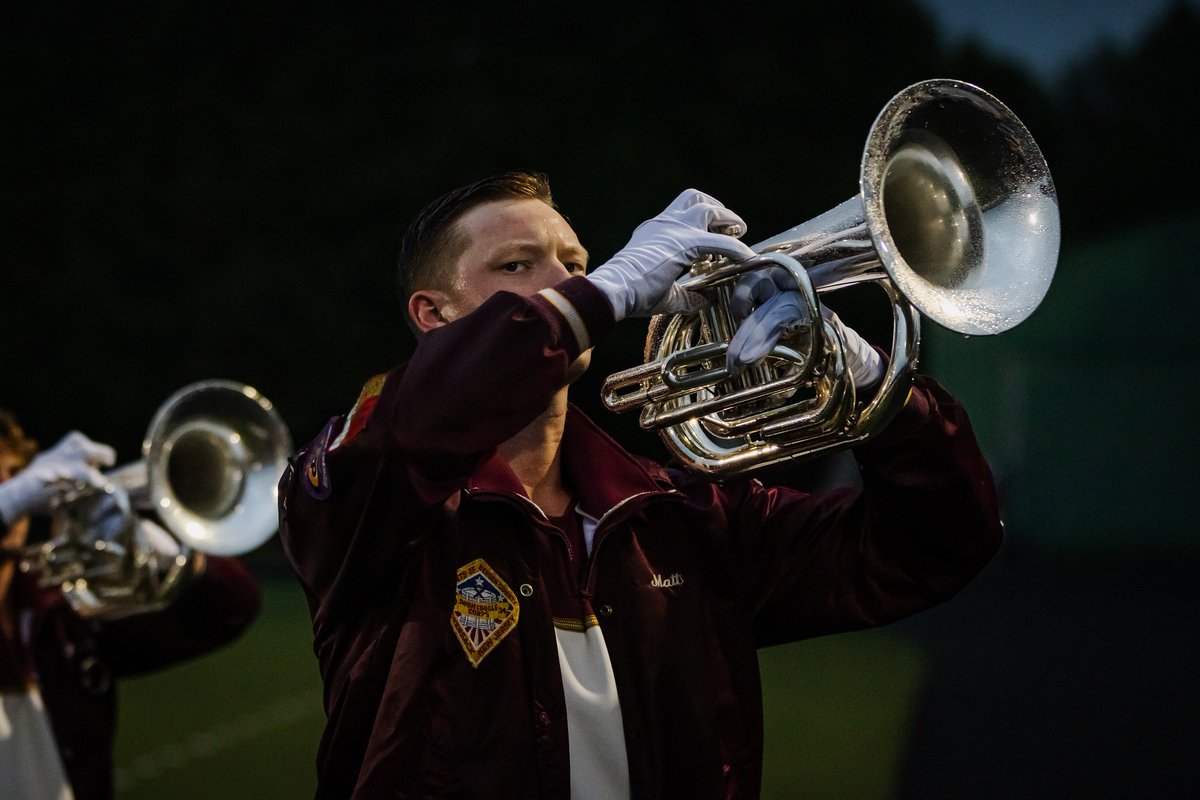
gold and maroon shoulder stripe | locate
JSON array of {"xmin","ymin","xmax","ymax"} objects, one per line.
[{"xmin": 330, "ymin": 372, "xmax": 386, "ymax": 450}]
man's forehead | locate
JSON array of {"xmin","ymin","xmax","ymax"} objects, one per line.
[{"xmin": 456, "ymin": 198, "xmax": 580, "ymax": 247}]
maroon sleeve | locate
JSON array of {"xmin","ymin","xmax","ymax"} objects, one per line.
[
  {"xmin": 724, "ymin": 375, "xmax": 1003, "ymax": 645},
  {"xmin": 278, "ymin": 276, "xmax": 615, "ymax": 615},
  {"xmin": 386, "ymin": 276, "xmax": 613, "ymax": 483},
  {"xmin": 96, "ymin": 555, "xmax": 261, "ymax": 677}
]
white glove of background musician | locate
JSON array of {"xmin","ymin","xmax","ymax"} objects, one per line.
[
  {"xmin": 587, "ymin": 189, "xmax": 757, "ymax": 321},
  {"xmin": 0, "ymin": 431, "xmax": 116, "ymax": 525},
  {"xmin": 725, "ymin": 267, "xmax": 884, "ymax": 388}
]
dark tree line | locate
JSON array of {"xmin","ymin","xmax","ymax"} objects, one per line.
[{"xmin": 1, "ymin": 0, "xmax": 1196, "ymax": 467}]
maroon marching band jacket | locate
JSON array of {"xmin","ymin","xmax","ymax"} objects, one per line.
[
  {"xmin": 1, "ymin": 546, "xmax": 261, "ymax": 800},
  {"xmin": 278, "ymin": 276, "xmax": 1003, "ymax": 799}
]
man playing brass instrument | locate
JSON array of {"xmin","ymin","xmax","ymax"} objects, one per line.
[
  {"xmin": 0, "ymin": 412, "xmax": 261, "ymax": 800},
  {"xmin": 279, "ymin": 171, "xmax": 1002, "ymax": 799}
]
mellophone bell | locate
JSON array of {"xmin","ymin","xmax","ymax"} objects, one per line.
[
  {"xmin": 19, "ymin": 380, "xmax": 292, "ymax": 620},
  {"xmin": 602, "ymin": 79, "xmax": 1060, "ymax": 476}
]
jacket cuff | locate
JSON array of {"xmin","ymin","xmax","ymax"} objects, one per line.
[
  {"xmin": 533, "ymin": 276, "xmax": 616, "ymax": 359},
  {"xmin": 856, "ymin": 374, "xmax": 946, "ymax": 452}
]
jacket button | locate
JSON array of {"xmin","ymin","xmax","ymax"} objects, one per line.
[
  {"xmin": 598, "ymin": 604, "xmax": 613, "ymax": 617},
  {"xmin": 536, "ymin": 710, "xmax": 551, "ymax": 728},
  {"xmin": 519, "ymin": 583, "xmax": 534, "ymax": 597}
]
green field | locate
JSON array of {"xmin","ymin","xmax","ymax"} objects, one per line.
[
  {"xmin": 113, "ymin": 576, "xmax": 928, "ymax": 799},
  {"xmin": 113, "ymin": 577, "xmax": 325, "ymax": 798}
]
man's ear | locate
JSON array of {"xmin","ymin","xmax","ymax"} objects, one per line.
[{"xmin": 408, "ymin": 290, "xmax": 452, "ymax": 333}]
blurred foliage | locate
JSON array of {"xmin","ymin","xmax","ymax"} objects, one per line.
[
  {"xmin": 926, "ymin": 207, "xmax": 1200, "ymax": 548},
  {"xmin": 1, "ymin": 0, "xmax": 1197, "ymax": 483}
]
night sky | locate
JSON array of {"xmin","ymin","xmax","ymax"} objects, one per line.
[{"xmin": 916, "ymin": 0, "xmax": 1197, "ymax": 79}]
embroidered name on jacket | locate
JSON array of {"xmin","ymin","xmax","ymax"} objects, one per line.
[
  {"xmin": 650, "ymin": 572, "xmax": 684, "ymax": 588},
  {"xmin": 451, "ymin": 558, "xmax": 520, "ymax": 668}
]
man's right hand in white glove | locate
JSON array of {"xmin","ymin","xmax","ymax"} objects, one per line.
[
  {"xmin": 587, "ymin": 189, "xmax": 757, "ymax": 321},
  {"xmin": 0, "ymin": 431, "xmax": 116, "ymax": 525},
  {"xmin": 725, "ymin": 267, "xmax": 885, "ymax": 388}
]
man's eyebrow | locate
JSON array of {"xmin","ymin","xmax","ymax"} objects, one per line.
[
  {"xmin": 490, "ymin": 241, "xmax": 590, "ymax": 262},
  {"xmin": 486, "ymin": 241, "xmax": 540, "ymax": 261},
  {"xmin": 558, "ymin": 241, "xmax": 589, "ymax": 262}
]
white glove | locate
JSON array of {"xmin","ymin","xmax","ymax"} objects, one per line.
[
  {"xmin": 821, "ymin": 307, "xmax": 885, "ymax": 389},
  {"xmin": 725, "ymin": 290, "xmax": 810, "ymax": 375},
  {"xmin": 86, "ymin": 483, "xmax": 134, "ymax": 542},
  {"xmin": 725, "ymin": 268, "xmax": 884, "ymax": 388},
  {"xmin": 587, "ymin": 189, "xmax": 757, "ymax": 320},
  {"xmin": 0, "ymin": 431, "xmax": 116, "ymax": 525}
]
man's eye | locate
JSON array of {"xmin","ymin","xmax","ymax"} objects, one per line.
[
  {"xmin": 566, "ymin": 262, "xmax": 587, "ymax": 275},
  {"xmin": 500, "ymin": 262, "xmax": 526, "ymax": 273}
]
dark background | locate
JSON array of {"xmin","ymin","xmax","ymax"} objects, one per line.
[
  {"xmin": 3, "ymin": 1, "xmax": 1198, "ymax": 797},
  {"xmin": 8, "ymin": 0, "xmax": 1194, "ymax": 454}
]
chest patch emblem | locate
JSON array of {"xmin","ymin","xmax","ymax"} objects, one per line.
[{"xmin": 451, "ymin": 558, "xmax": 520, "ymax": 668}]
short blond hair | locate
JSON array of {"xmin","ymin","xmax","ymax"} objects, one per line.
[{"xmin": 395, "ymin": 170, "xmax": 555, "ymax": 335}]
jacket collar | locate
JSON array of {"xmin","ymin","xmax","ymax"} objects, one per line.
[{"xmin": 465, "ymin": 404, "xmax": 672, "ymax": 519}]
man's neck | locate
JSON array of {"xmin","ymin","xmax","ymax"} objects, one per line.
[{"xmin": 497, "ymin": 388, "xmax": 573, "ymax": 517}]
